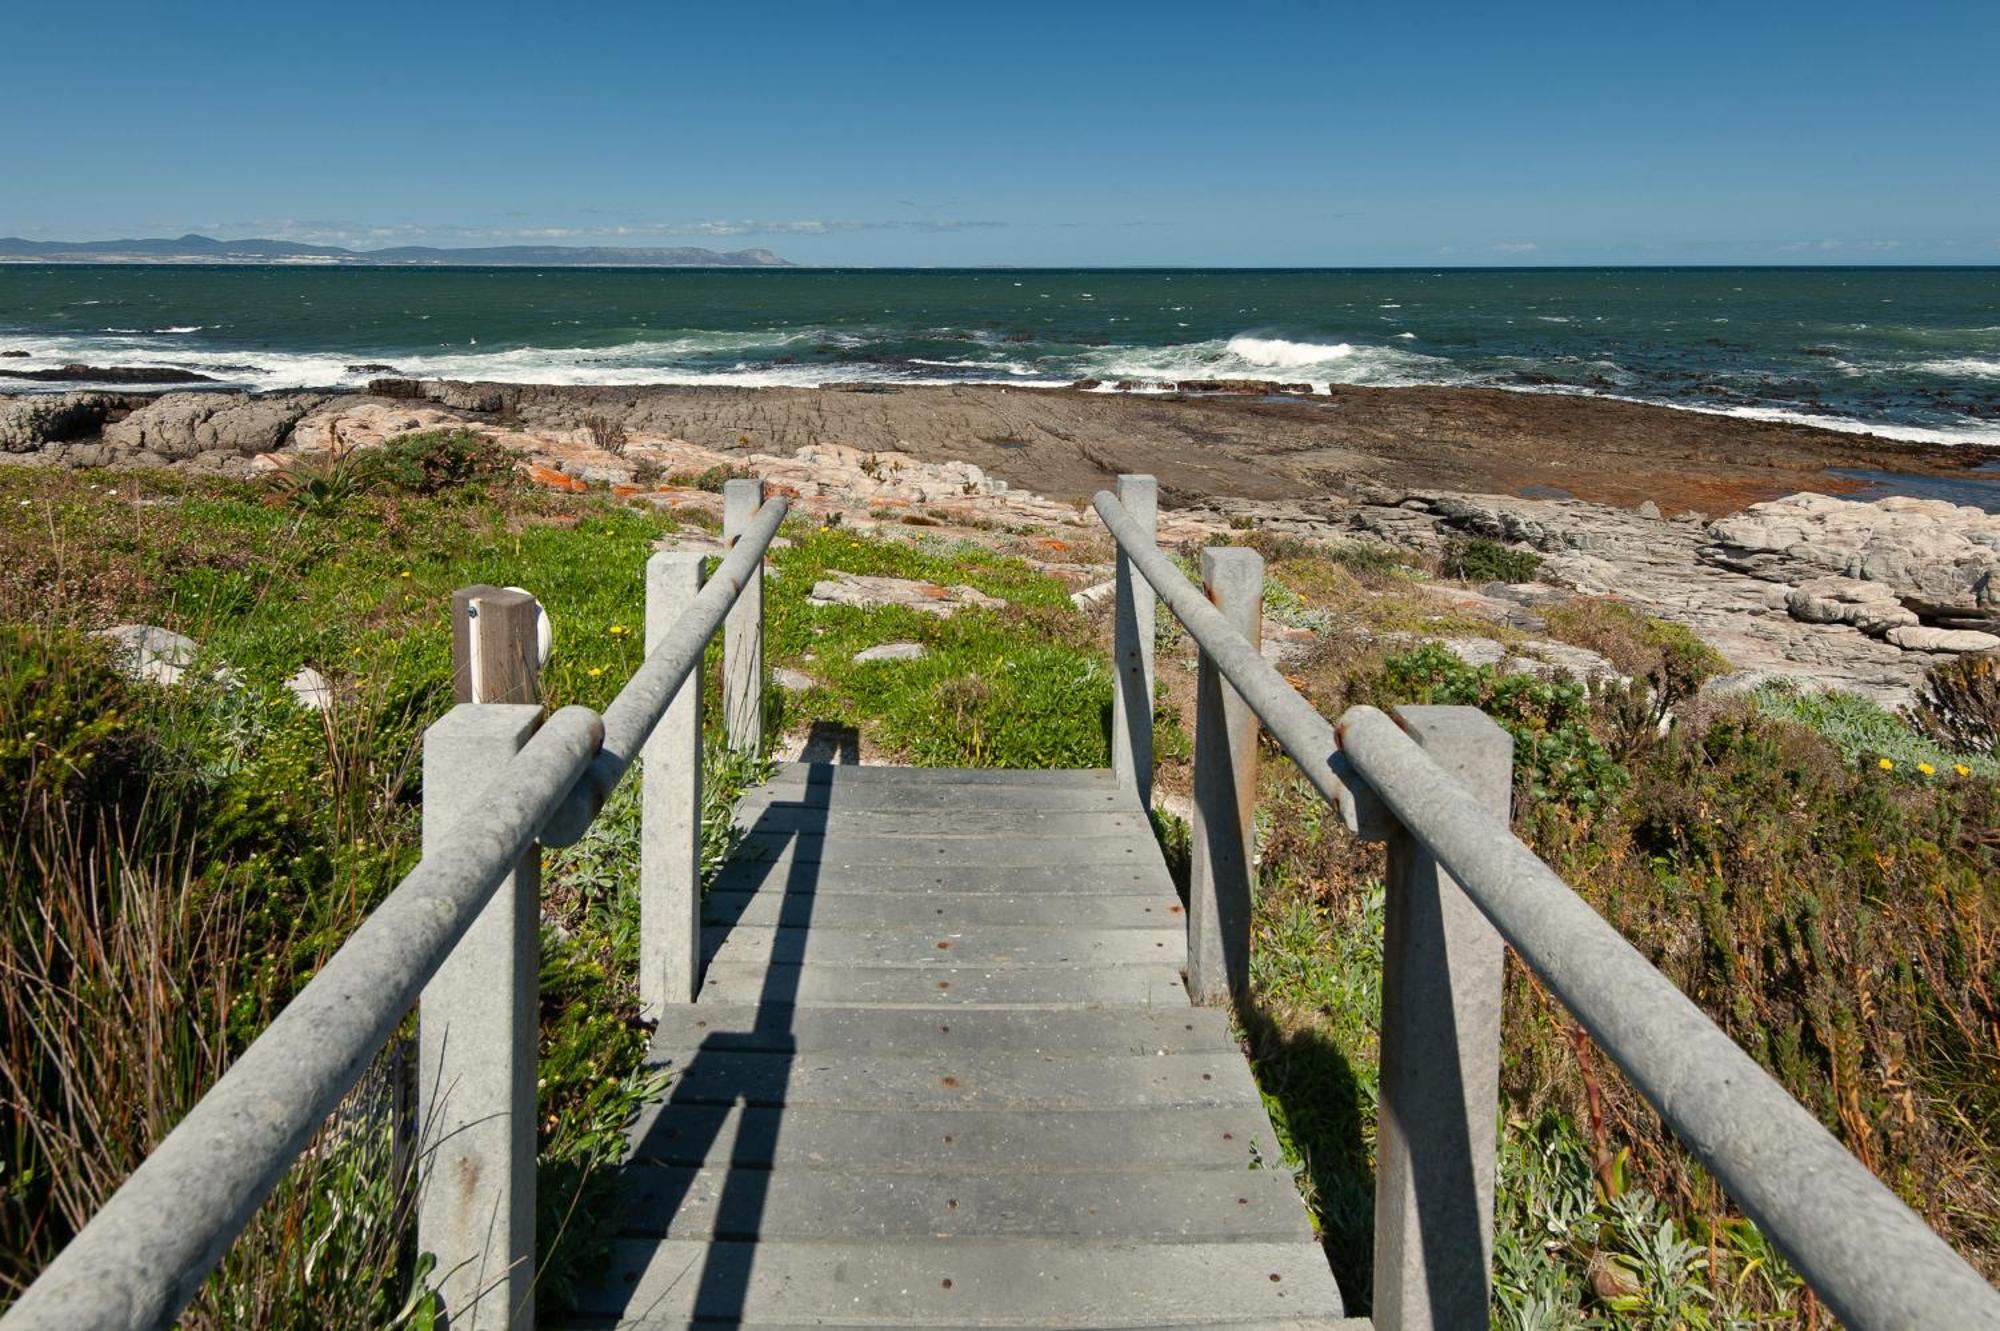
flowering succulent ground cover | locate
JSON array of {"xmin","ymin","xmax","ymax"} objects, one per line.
[{"xmin": 2, "ymin": 433, "xmax": 1995, "ymax": 1328}]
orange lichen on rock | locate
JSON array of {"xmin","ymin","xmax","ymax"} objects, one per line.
[{"xmin": 527, "ymin": 464, "xmax": 587, "ymax": 493}]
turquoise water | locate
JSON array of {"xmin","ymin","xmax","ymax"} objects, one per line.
[{"xmin": 1, "ymin": 265, "xmax": 1996, "ymax": 444}]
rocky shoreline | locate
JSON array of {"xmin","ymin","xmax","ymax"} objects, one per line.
[{"xmin": 4, "ymin": 377, "xmax": 1995, "ymax": 706}]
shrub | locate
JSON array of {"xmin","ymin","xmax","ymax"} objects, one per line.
[
  {"xmin": 265, "ymin": 450, "xmax": 385, "ymax": 514},
  {"xmin": 1543, "ymin": 602, "xmax": 1729, "ymax": 759},
  {"xmin": 582, "ymin": 413, "xmax": 629, "ymax": 456},
  {"xmin": 1440, "ymin": 534, "xmax": 1543, "ymax": 583},
  {"xmin": 665, "ymin": 464, "xmax": 753, "ymax": 493},
  {"xmin": 0, "ymin": 624, "xmax": 149, "ymax": 820},
  {"xmin": 1753, "ymin": 681, "xmax": 1996, "ymax": 777},
  {"xmin": 1350, "ymin": 642, "xmax": 1628, "ymax": 810},
  {"xmin": 1916, "ymin": 651, "xmax": 2000, "ymax": 757},
  {"xmin": 375, "ymin": 428, "xmax": 515, "ymax": 497}
]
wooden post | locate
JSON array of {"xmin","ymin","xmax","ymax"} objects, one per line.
[
  {"xmin": 418, "ymin": 703, "xmax": 541, "ymax": 1330},
  {"xmin": 1110, "ymin": 474, "xmax": 1157, "ymax": 810},
  {"xmin": 1372, "ymin": 705, "xmax": 1512, "ymax": 1331},
  {"xmin": 722, "ymin": 478, "xmax": 766, "ymax": 756},
  {"xmin": 642, "ymin": 552, "xmax": 707, "ymax": 1013},
  {"xmin": 451, "ymin": 585, "xmax": 542, "ymax": 705},
  {"xmin": 1187, "ymin": 546, "xmax": 1261, "ymax": 1006}
]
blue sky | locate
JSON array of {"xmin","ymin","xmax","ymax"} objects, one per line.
[{"xmin": 6, "ymin": 0, "xmax": 1996, "ymax": 265}]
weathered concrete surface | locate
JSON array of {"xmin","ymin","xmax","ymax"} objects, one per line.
[
  {"xmin": 640, "ymin": 552, "xmax": 705, "ymax": 1013},
  {"xmin": 1188, "ymin": 547, "xmax": 1263, "ymax": 1006},
  {"xmin": 581, "ymin": 761, "xmax": 1349, "ymax": 1328},
  {"xmin": 417, "ymin": 705, "xmax": 543, "ymax": 1330}
]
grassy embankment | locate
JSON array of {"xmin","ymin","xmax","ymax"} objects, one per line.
[{"xmin": 3, "ymin": 433, "xmax": 1996, "ymax": 1327}]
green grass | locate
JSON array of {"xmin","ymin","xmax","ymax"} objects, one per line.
[{"xmin": 763, "ymin": 527, "xmax": 1111, "ymax": 768}]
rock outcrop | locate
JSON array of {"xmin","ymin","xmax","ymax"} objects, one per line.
[
  {"xmin": 0, "ymin": 392, "xmax": 119, "ymax": 452},
  {"xmin": 807, "ymin": 573, "xmax": 1007, "ymax": 618},
  {"xmin": 1297, "ymin": 487, "xmax": 1970, "ymax": 706},
  {"xmin": 1703, "ymin": 493, "xmax": 2000, "ymax": 629},
  {"xmin": 1784, "ymin": 577, "xmax": 1918, "ymax": 636},
  {"xmin": 102, "ymin": 392, "xmax": 329, "ymax": 468}
]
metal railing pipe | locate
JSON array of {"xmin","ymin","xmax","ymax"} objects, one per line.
[
  {"xmin": 1, "ymin": 705, "xmax": 607, "ymax": 1331},
  {"xmin": 542, "ymin": 495, "xmax": 789, "ymax": 846},
  {"xmin": 1336, "ymin": 702, "xmax": 2000, "ymax": 1331},
  {"xmin": 1093, "ymin": 490, "xmax": 1386, "ymax": 836}
]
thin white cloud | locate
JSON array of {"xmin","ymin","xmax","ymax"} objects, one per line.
[
  {"xmin": 1774, "ymin": 238, "xmax": 1905, "ymax": 253},
  {"xmin": 1492, "ymin": 241, "xmax": 1539, "ymax": 254},
  {"xmin": 197, "ymin": 217, "xmax": 1011, "ymax": 246}
]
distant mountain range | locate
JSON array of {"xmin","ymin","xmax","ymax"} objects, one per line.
[{"xmin": 0, "ymin": 234, "xmax": 794, "ymax": 267}]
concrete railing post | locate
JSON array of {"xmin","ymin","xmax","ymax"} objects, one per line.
[
  {"xmin": 1110, "ymin": 474, "xmax": 1157, "ymax": 809},
  {"xmin": 722, "ymin": 478, "xmax": 766, "ymax": 756},
  {"xmin": 1371, "ymin": 705, "xmax": 1512, "ymax": 1331},
  {"xmin": 642, "ymin": 551, "xmax": 707, "ymax": 1013},
  {"xmin": 1187, "ymin": 546, "xmax": 1262, "ymax": 1005},
  {"xmin": 418, "ymin": 704, "xmax": 542, "ymax": 1330},
  {"xmin": 418, "ymin": 587, "xmax": 546, "ymax": 1328}
]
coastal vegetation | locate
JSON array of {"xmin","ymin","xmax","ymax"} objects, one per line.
[{"xmin": 1, "ymin": 443, "xmax": 1995, "ymax": 1326}]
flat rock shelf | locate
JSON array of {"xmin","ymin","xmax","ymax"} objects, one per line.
[{"xmin": 567, "ymin": 763, "xmax": 1356, "ymax": 1329}]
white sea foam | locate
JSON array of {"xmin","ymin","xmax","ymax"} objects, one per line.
[
  {"xmin": 1224, "ymin": 335, "xmax": 1357, "ymax": 368},
  {"xmin": 1506, "ymin": 381, "xmax": 2000, "ymax": 447},
  {"xmin": 1913, "ymin": 357, "xmax": 2000, "ymax": 380}
]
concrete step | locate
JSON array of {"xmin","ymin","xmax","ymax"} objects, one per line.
[
  {"xmin": 570, "ymin": 1238, "xmax": 1349, "ymax": 1326},
  {"xmin": 611, "ymin": 1164, "xmax": 1308, "ymax": 1242},
  {"xmin": 736, "ymin": 807, "xmax": 1150, "ymax": 839},
  {"xmin": 646, "ymin": 1049, "xmax": 1264, "ymax": 1112},
  {"xmin": 732, "ymin": 828, "xmax": 1160, "ymax": 866},
  {"xmin": 701, "ymin": 924, "xmax": 1184, "ymax": 970},
  {"xmin": 711, "ymin": 860, "xmax": 1171, "ymax": 896},
  {"xmin": 705, "ymin": 889, "xmax": 1183, "ymax": 931},
  {"xmin": 623, "ymin": 1104, "xmax": 1285, "ymax": 1174},
  {"xmin": 652, "ymin": 1004, "xmax": 1233, "ymax": 1056},
  {"xmin": 697, "ymin": 961, "xmax": 1189, "ymax": 1010},
  {"xmin": 758, "ymin": 764, "xmax": 1119, "ymax": 790}
]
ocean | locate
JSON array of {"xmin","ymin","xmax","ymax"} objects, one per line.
[{"xmin": 2, "ymin": 265, "xmax": 1996, "ymax": 446}]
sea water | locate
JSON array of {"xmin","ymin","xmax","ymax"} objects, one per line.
[{"xmin": 1, "ymin": 265, "xmax": 1995, "ymax": 445}]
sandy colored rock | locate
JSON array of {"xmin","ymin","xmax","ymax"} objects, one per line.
[
  {"xmin": 808, "ymin": 573, "xmax": 1006, "ymax": 617},
  {"xmin": 853, "ymin": 642, "xmax": 927, "ymax": 663},
  {"xmin": 1785, "ymin": 577, "xmax": 1918, "ymax": 637},
  {"xmin": 1706, "ymin": 492, "xmax": 2000, "ymax": 628},
  {"xmin": 286, "ymin": 666, "xmax": 333, "ymax": 710},
  {"xmin": 92, "ymin": 624, "xmax": 199, "ymax": 686},
  {"xmin": 1886, "ymin": 625, "xmax": 2000, "ymax": 653}
]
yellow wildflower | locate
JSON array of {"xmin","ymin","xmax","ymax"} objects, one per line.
[
  {"xmin": 1877, "ymin": 757, "xmax": 1894, "ymax": 771},
  {"xmin": 1917, "ymin": 762, "xmax": 1935, "ymax": 777},
  {"xmin": 399, "ymin": 570, "xmax": 412, "ymax": 579},
  {"xmin": 587, "ymin": 666, "xmax": 604, "ymax": 678},
  {"xmin": 1957, "ymin": 764, "xmax": 1973, "ymax": 778},
  {"xmin": 608, "ymin": 623, "xmax": 628, "ymax": 637}
]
